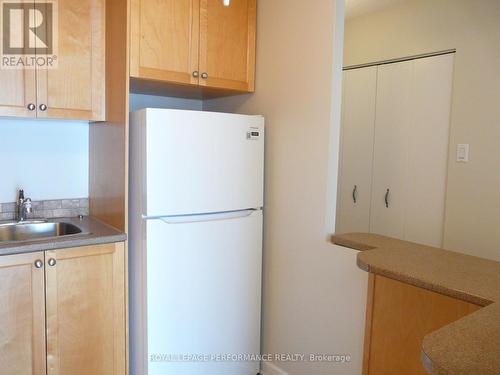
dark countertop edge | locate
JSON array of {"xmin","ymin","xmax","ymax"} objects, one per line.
[
  {"xmin": 330, "ymin": 234, "xmax": 377, "ymax": 251},
  {"xmin": 0, "ymin": 216, "xmax": 126, "ymax": 256},
  {"xmin": 355, "ymin": 257, "xmax": 494, "ymax": 307},
  {"xmin": 0, "ymin": 233, "xmax": 127, "ymax": 256},
  {"xmin": 333, "ymin": 233, "xmax": 495, "ymax": 306}
]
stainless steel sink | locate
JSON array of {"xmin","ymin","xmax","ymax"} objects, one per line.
[{"xmin": 0, "ymin": 221, "xmax": 83, "ymax": 242}]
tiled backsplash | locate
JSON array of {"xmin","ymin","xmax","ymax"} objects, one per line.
[{"xmin": 0, "ymin": 198, "xmax": 89, "ymax": 221}]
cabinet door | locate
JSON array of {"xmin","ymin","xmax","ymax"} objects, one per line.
[
  {"xmin": 36, "ymin": 0, "xmax": 105, "ymax": 121},
  {"xmin": 370, "ymin": 61, "xmax": 413, "ymax": 239},
  {"xmin": 337, "ymin": 67, "xmax": 377, "ymax": 234},
  {"xmin": 198, "ymin": 0, "xmax": 256, "ymax": 92},
  {"xmin": 0, "ymin": 69, "xmax": 37, "ymax": 117},
  {"xmin": 45, "ymin": 243, "xmax": 126, "ymax": 375},
  {"xmin": 0, "ymin": 0, "xmax": 37, "ymax": 118},
  {"xmin": 405, "ymin": 54, "xmax": 453, "ymax": 247},
  {"xmin": 130, "ymin": 0, "xmax": 200, "ymax": 85},
  {"xmin": 0, "ymin": 252, "xmax": 46, "ymax": 375}
]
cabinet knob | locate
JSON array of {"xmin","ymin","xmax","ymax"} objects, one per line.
[
  {"xmin": 27, "ymin": 103, "xmax": 36, "ymax": 111},
  {"xmin": 385, "ymin": 189, "xmax": 390, "ymax": 208},
  {"xmin": 201, "ymin": 72, "xmax": 208, "ymax": 79},
  {"xmin": 39, "ymin": 104, "xmax": 47, "ymax": 111},
  {"xmin": 48, "ymin": 258, "xmax": 56, "ymax": 267},
  {"xmin": 34, "ymin": 259, "xmax": 44, "ymax": 269},
  {"xmin": 352, "ymin": 185, "xmax": 357, "ymax": 203},
  {"xmin": 192, "ymin": 71, "xmax": 199, "ymax": 78}
]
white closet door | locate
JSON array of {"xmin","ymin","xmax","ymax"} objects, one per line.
[
  {"xmin": 370, "ymin": 61, "xmax": 413, "ymax": 238},
  {"xmin": 337, "ymin": 67, "xmax": 377, "ymax": 233},
  {"xmin": 405, "ymin": 54, "xmax": 453, "ymax": 247}
]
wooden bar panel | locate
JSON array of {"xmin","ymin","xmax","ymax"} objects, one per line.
[{"xmin": 363, "ymin": 275, "xmax": 481, "ymax": 375}]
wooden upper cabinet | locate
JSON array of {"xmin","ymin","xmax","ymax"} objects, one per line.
[
  {"xmin": 45, "ymin": 243, "xmax": 126, "ymax": 375},
  {"xmin": 0, "ymin": 252, "xmax": 46, "ymax": 375},
  {"xmin": 131, "ymin": 0, "xmax": 200, "ymax": 85},
  {"xmin": 0, "ymin": 0, "xmax": 105, "ymax": 121},
  {"xmin": 199, "ymin": 0, "xmax": 256, "ymax": 92},
  {"xmin": 0, "ymin": 1, "xmax": 37, "ymax": 118},
  {"xmin": 0, "ymin": 68, "xmax": 37, "ymax": 118},
  {"xmin": 36, "ymin": 0, "xmax": 105, "ymax": 121},
  {"xmin": 130, "ymin": 0, "xmax": 256, "ymax": 95}
]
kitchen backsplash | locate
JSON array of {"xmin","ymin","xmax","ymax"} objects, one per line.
[{"xmin": 0, "ymin": 198, "xmax": 89, "ymax": 221}]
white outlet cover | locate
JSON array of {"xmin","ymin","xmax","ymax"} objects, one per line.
[{"xmin": 456, "ymin": 144, "xmax": 470, "ymax": 162}]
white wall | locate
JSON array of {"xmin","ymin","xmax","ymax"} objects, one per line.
[
  {"xmin": 0, "ymin": 118, "xmax": 88, "ymax": 202},
  {"xmin": 344, "ymin": 0, "xmax": 500, "ymax": 261},
  {"xmin": 0, "ymin": 95, "xmax": 201, "ymax": 204},
  {"xmin": 129, "ymin": 93, "xmax": 203, "ymax": 112},
  {"xmin": 205, "ymin": 1, "xmax": 368, "ymax": 374}
]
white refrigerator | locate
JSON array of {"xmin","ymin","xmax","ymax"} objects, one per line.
[{"xmin": 129, "ymin": 108, "xmax": 264, "ymax": 375}]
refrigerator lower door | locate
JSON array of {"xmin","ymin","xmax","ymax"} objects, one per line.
[{"xmin": 146, "ymin": 210, "xmax": 263, "ymax": 375}]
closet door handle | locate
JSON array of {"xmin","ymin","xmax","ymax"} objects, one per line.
[
  {"xmin": 352, "ymin": 185, "xmax": 357, "ymax": 203},
  {"xmin": 385, "ymin": 189, "xmax": 390, "ymax": 208}
]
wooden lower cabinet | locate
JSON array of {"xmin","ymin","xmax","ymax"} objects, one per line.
[
  {"xmin": 0, "ymin": 242, "xmax": 126, "ymax": 375},
  {"xmin": 363, "ymin": 275, "xmax": 481, "ymax": 375},
  {"xmin": 0, "ymin": 251, "xmax": 46, "ymax": 375}
]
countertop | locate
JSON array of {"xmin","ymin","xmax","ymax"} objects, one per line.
[
  {"xmin": 332, "ymin": 233, "xmax": 500, "ymax": 375},
  {"xmin": 0, "ymin": 216, "xmax": 126, "ymax": 256}
]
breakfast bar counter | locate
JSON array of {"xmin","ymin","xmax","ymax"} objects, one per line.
[{"xmin": 332, "ymin": 233, "xmax": 500, "ymax": 375}]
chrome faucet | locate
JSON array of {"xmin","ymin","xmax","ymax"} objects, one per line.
[{"xmin": 17, "ymin": 189, "xmax": 33, "ymax": 222}]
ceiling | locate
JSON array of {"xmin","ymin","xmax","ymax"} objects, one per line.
[{"xmin": 345, "ymin": 0, "xmax": 412, "ymax": 19}]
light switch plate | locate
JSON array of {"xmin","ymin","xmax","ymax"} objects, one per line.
[{"xmin": 456, "ymin": 144, "xmax": 469, "ymax": 162}]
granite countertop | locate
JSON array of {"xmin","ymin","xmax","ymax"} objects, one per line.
[
  {"xmin": 332, "ymin": 233, "xmax": 500, "ymax": 375},
  {"xmin": 0, "ymin": 216, "xmax": 126, "ymax": 256}
]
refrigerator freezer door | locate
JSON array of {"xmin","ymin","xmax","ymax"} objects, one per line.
[
  {"xmin": 146, "ymin": 210, "xmax": 263, "ymax": 375},
  {"xmin": 141, "ymin": 109, "xmax": 264, "ymax": 217}
]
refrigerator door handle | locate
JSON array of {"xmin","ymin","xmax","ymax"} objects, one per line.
[{"xmin": 155, "ymin": 209, "xmax": 260, "ymax": 224}]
